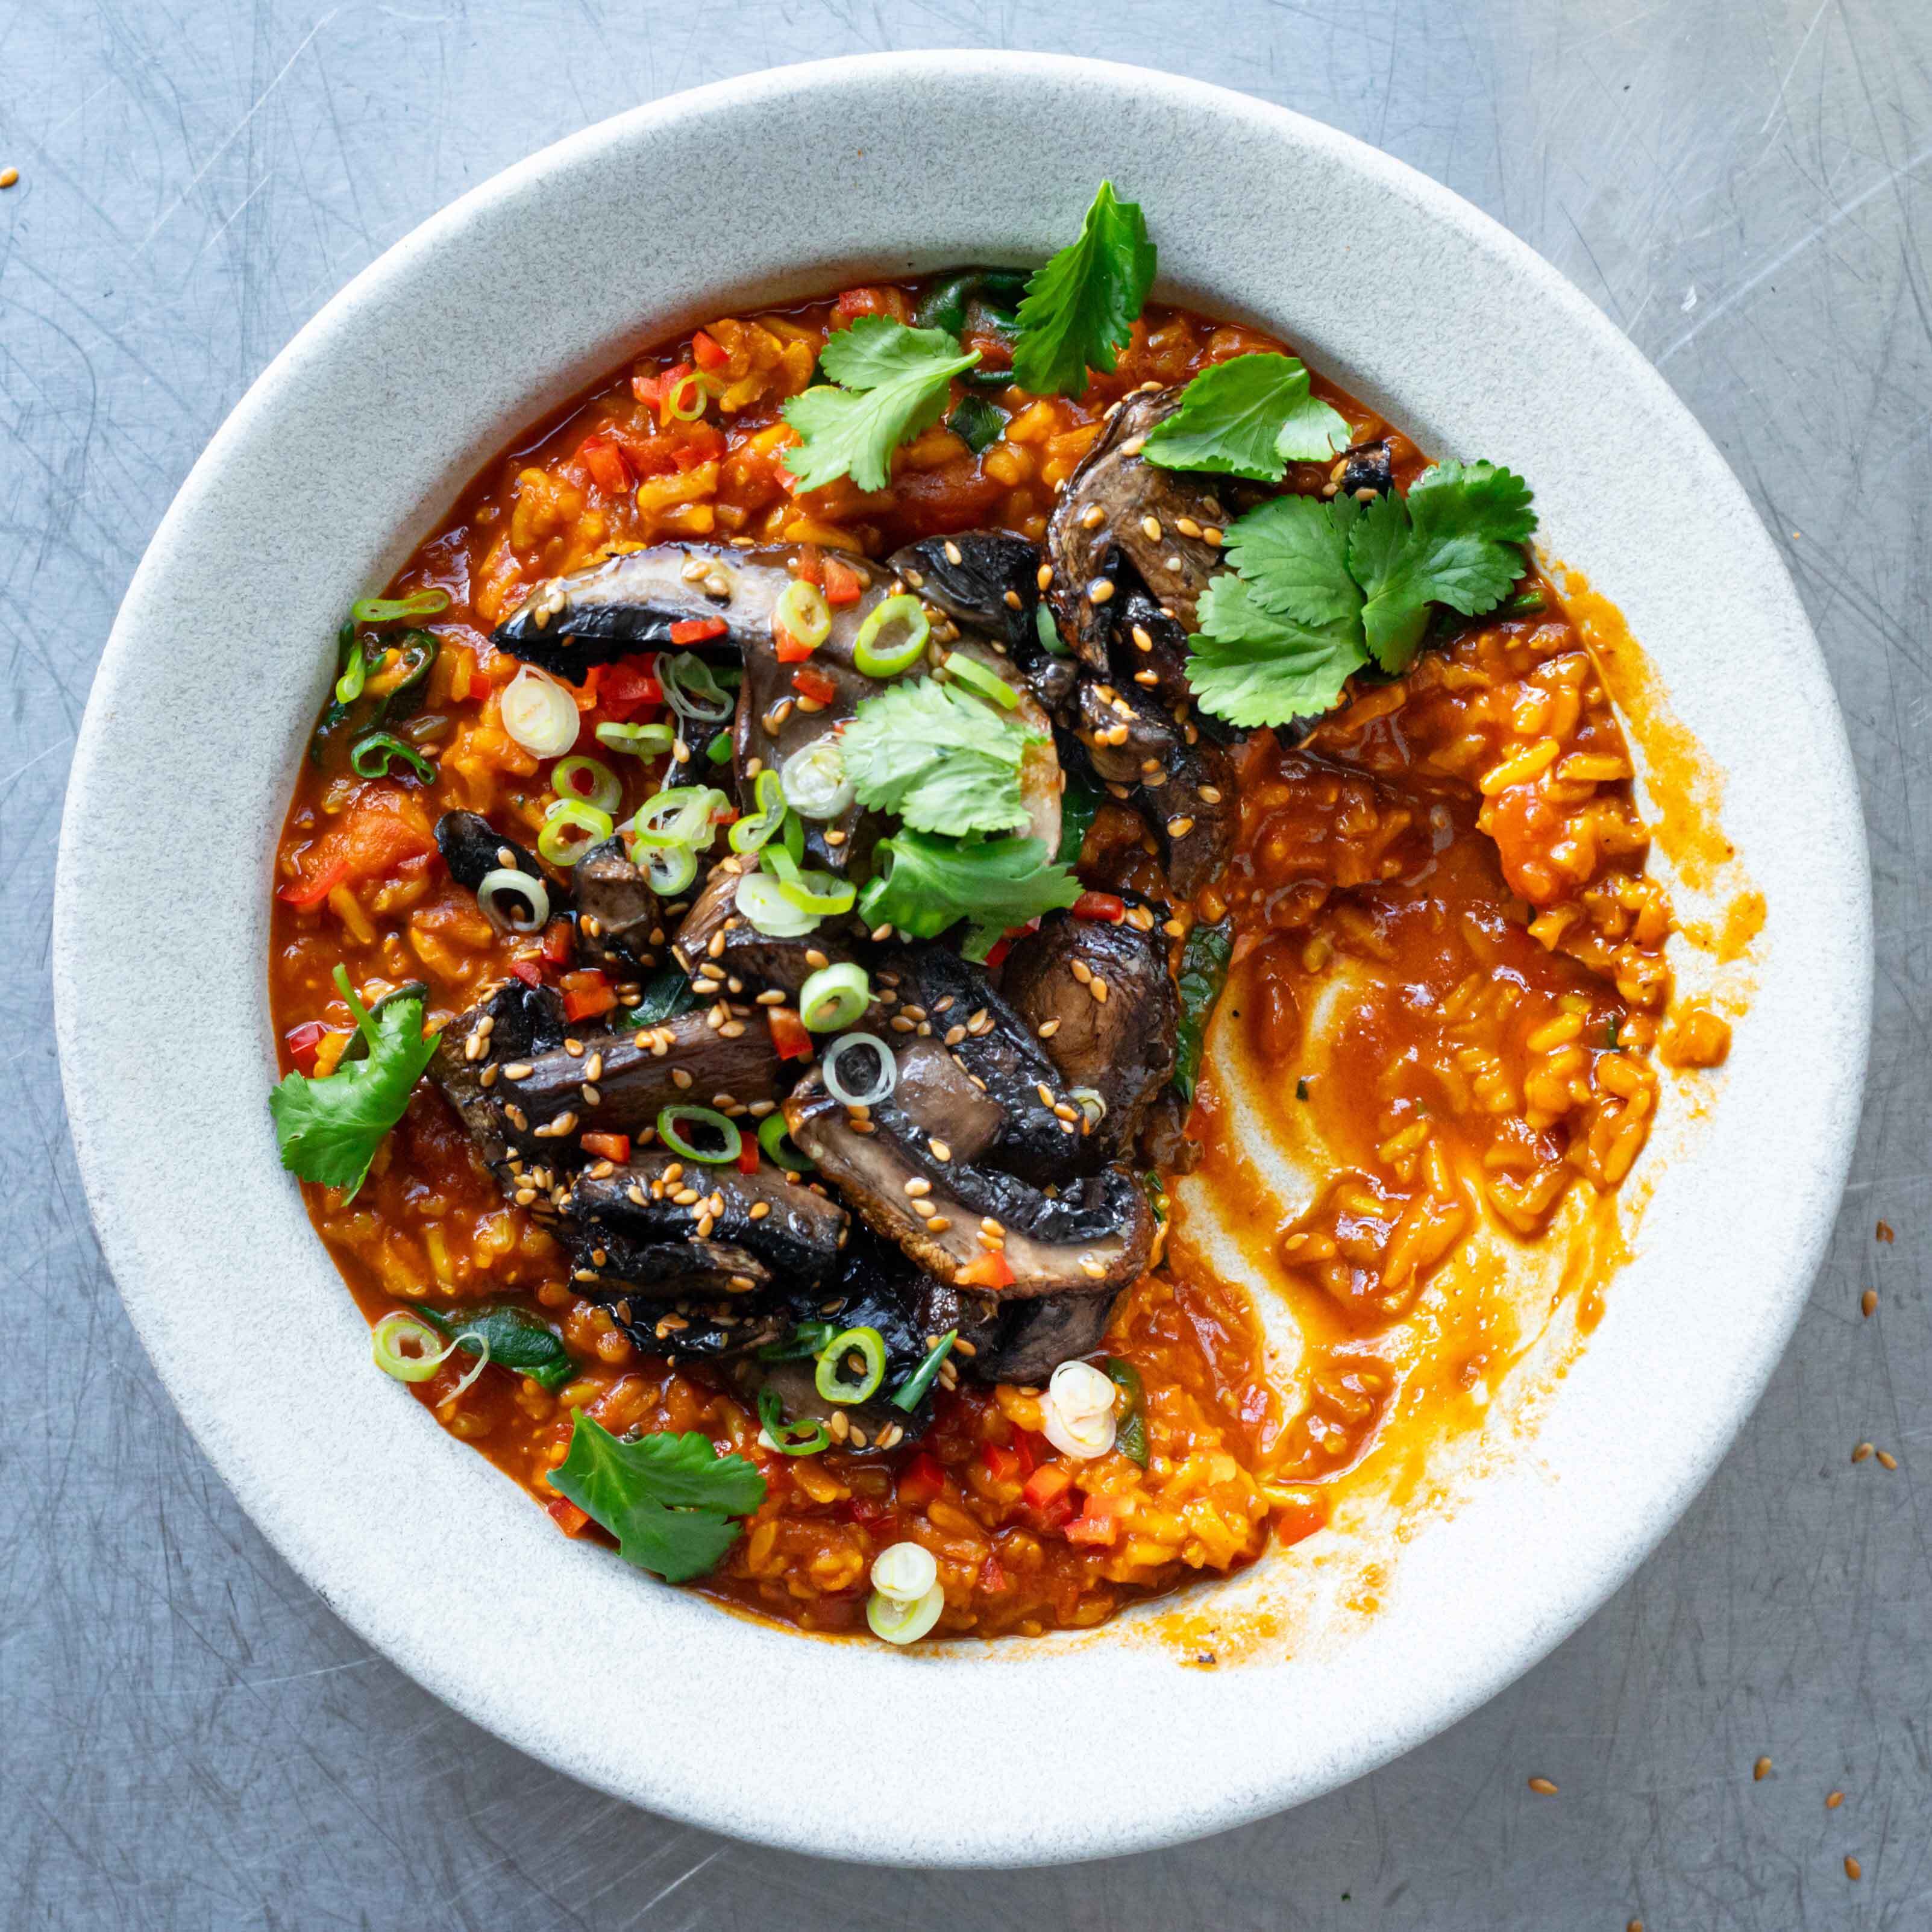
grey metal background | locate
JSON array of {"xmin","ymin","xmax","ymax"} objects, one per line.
[{"xmin": 4, "ymin": 2, "xmax": 1925, "ymax": 1925}]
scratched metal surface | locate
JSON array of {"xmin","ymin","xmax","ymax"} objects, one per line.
[{"xmin": 3, "ymin": 1, "xmax": 1925, "ymax": 1925}]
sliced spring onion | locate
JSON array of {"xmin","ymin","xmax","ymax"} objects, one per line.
[
  {"xmin": 1035, "ymin": 602, "xmax": 1071, "ymax": 657},
  {"xmin": 631, "ymin": 783, "xmax": 726, "ymax": 849},
  {"xmin": 728, "ymin": 768, "xmax": 788, "ymax": 855},
  {"xmin": 852, "ymin": 594, "xmax": 932, "ymax": 679},
  {"xmin": 334, "ymin": 638, "xmax": 368, "ymax": 707},
  {"xmin": 371, "ymin": 1311, "xmax": 454, "ymax": 1383},
  {"xmin": 757, "ymin": 1320, "xmax": 836, "ymax": 1363},
  {"xmin": 660, "ymin": 651, "xmax": 734, "ymax": 724},
  {"xmin": 765, "ymin": 846, "xmax": 857, "ymax": 917},
  {"xmin": 867, "ymin": 1579, "xmax": 946, "ymax": 1645},
  {"xmin": 1070, "ymin": 1087, "xmax": 1106, "ymax": 1129},
  {"xmin": 822, "ymin": 1032, "xmax": 896, "ymax": 1108},
  {"xmin": 663, "ymin": 370, "xmax": 707, "ymax": 421},
  {"xmin": 353, "ymin": 588, "xmax": 451, "ymax": 624},
  {"xmin": 644, "ymin": 842, "xmax": 699, "ymax": 896},
  {"xmin": 773, "ymin": 580, "xmax": 833, "ymax": 653},
  {"xmin": 779, "ymin": 738, "xmax": 855, "ymax": 820},
  {"xmin": 757, "ymin": 1384, "xmax": 831, "ymax": 1457},
  {"xmin": 735, "ymin": 870, "xmax": 818, "ymax": 938},
  {"xmin": 798, "ymin": 962, "xmax": 870, "ymax": 1033},
  {"xmin": 814, "ymin": 1325, "xmax": 886, "ymax": 1404},
  {"xmin": 656, "ymin": 1102, "xmax": 742, "ymax": 1164},
  {"xmin": 596, "ymin": 720, "xmax": 676, "ymax": 760},
  {"xmin": 551, "ymin": 754, "xmax": 622, "ymax": 815},
  {"xmin": 706, "ymin": 729, "xmax": 733, "ymax": 765},
  {"xmin": 871, "ymin": 1540, "xmax": 938, "ymax": 1603},
  {"xmin": 889, "ymin": 1331, "xmax": 956, "ymax": 1413},
  {"xmin": 350, "ymin": 730, "xmax": 436, "ymax": 782},
  {"xmin": 943, "ymin": 650, "xmax": 1021, "ymax": 710},
  {"xmin": 1041, "ymin": 1358, "xmax": 1118, "ymax": 1460},
  {"xmin": 757, "ymin": 1111, "xmax": 814, "ymax": 1172},
  {"xmin": 501, "ymin": 665, "xmax": 580, "ymax": 758},
  {"xmin": 476, "ymin": 867, "xmax": 551, "ymax": 934},
  {"xmin": 366, "ymin": 631, "xmax": 439, "ymax": 706},
  {"xmin": 537, "ymin": 799, "xmax": 615, "ymax": 868}
]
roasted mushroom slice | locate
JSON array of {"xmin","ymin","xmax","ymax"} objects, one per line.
[
  {"xmin": 1157, "ymin": 732, "xmax": 1240, "ymax": 899},
  {"xmin": 671, "ymin": 853, "xmax": 858, "ymax": 998},
  {"xmin": 427, "ymin": 980, "xmax": 568, "ymax": 1188},
  {"xmin": 1000, "ymin": 905, "xmax": 1179, "ymax": 1159},
  {"xmin": 1336, "ymin": 438, "xmax": 1394, "ymax": 498},
  {"xmin": 888, "ymin": 530, "xmax": 1077, "ymax": 710},
  {"xmin": 1112, "ymin": 588, "xmax": 1193, "ymax": 711},
  {"xmin": 558, "ymin": 1151, "xmax": 848, "ymax": 1301},
  {"xmin": 972, "ymin": 1292, "xmax": 1118, "ymax": 1387},
  {"xmin": 573, "ymin": 835, "xmax": 662, "ymax": 973},
  {"xmin": 1071, "ymin": 673, "xmax": 1179, "ymax": 786},
  {"xmin": 435, "ymin": 809, "xmax": 539, "ymax": 891},
  {"xmin": 1046, "ymin": 388, "xmax": 1234, "ymax": 661}
]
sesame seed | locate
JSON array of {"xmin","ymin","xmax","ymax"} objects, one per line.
[
  {"xmin": 1175, "ymin": 516, "xmax": 1203, "ymax": 538},
  {"xmin": 1079, "ymin": 1257, "xmax": 1106, "ymax": 1279},
  {"xmin": 584, "ymin": 1052, "xmax": 604, "ymax": 1083},
  {"xmin": 1090, "ymin": 977, "xmax": 1109, "ymax": 1003},
  {"xmin": 756, "ymin": 988, "xmax": 785, "ymax": 1005},
  {"xmin": 943, "ymin": 540, "xmax": 963, "ymax": 565},
  {"xmin": 580, "ymin": 1083, "xmax": 601, "ymax": 1106},
  {"xmin": 1080, "ymin": 504, "xmax": 1106, "ymax": 530},
  {"xmin": 672, "ymin": 1067, "xmax": 693, "ymax": 1090},
  {"xmin": 728, "ymin": 1275, "xmax": 756, "ymax": 1293},
  {"xmin": 1003, "ymin": 588, "xmax": 1023, "ymax": 609},
  {"xmin": 1877, "ymin": 1450, "xmax": 1899, "ymax": 1470},
  {"xmin": 1140, "ymin": 515, "xmax": 1162, "ymax": 541},
  {"xmin": 829, "ymin": 1410, "xmax": 850, "ymax": 1441},
  {"xmin": 673, "ymin": 1187, "xmax": 701, "ymax": 1206},
  {"xmin": 1827, "ymin": 1790, "xmax": 1844, "ymax": 1809},
  {"xmin": 503, "ymin": 1062, "xmax": 533, "ymax": 1080},
  {"xmin": 1861, "ymin": 1288, "xmax": 1878, "ymax": 1316},
  {"xmin": 463, "ymin": 1033, "xmax": 485, "ymax": 1062},
  {"xmin": 1527, "ymin": 1777, "xmax": 1558, "ymax": 1796},
  {"xmin": 1087, "ymin": 577, "xmax": 1115, "ymax": 605},
  {"xmin": 1852, "ymin": 1441, "xmax": 1874, "ymax": 1462},
  {"xmin": 926, "ymin": 1217, "xmax": 950, "ymax": 1232},
  {"xmin": 1070, "ymin": 959, "xmax": 1093, "ymax": 985},
  {"xmin": 1167, "ymin": 815, "xmax": 1196, "ymax": 838},
  {"xmin": 944, "ymin": 1024, "xmax": 967, "ymax": 1046},
  {"xmin": 697, "ymin": 1212, "xmax": 715, "ymax": 1237},
  {"xmin": 1036, "ymin": 563, "xmax": 1053, "ymax": 591},
  {"xmin": 0, "ymin": 171, "xmax": 18, "ymax": 191},
  {"xmin": 1120, "ymin": 434, "xmax": 1146, "ymax": 456},
  {"xmin": 1845, "ymin": 1857, "xmax": 1861, "ymax": 1882},
  {"xmin": 1197, "ymin": 785, "xmax": 1223, "ymax": 804},
  {"xmin": 904, "ymin": 1178, "xmax": 932, "ymax": 1197},
  {"xmin": 930, "ymin": 1139, "xmax": 952, "ymax": 1162},
  {"xmin": 721, "ymin": 1021, "xmax": 746, "ymax": 1038},
  {"xmin": 1754, "ymin": 1757, "xmax": 1772, "ymax": 1781}
]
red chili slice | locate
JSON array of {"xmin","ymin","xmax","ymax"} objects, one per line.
[
  {"xmin": 670, "ymin": 617, "xmax": 729, "ymax": 645},
  {"xmin": 285, "ymin": 1020, "xmax": 328, "ymax": 1075},
  {"xmin": 1073, "ymin": 891, "xmax": 1126, "ymax": 923},
  {"xmin": 791, "ymin": 665, "xmax": 838, "ymax": 704}
]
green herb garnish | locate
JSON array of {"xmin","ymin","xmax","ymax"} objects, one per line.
[
  {"xmin": 1296, "ymin": 1077, "xmax": 1309, "ymax": 1100},
  {"xmin": 1187, "ymin": 463, "xmax": 1537, "ymax": 727},
  {"xmin": 781, "ymin": 317, "xmax": 980, "ymax": 492},
  {"xmin": 859, "ymin": 830, "xmax": 1080, "ymax": 959},
  {"xmin": 1143, "ymin": 353, "xmax": 1350, "ymax": 480},
  {"xmin": 949, "ymin": 392, "xmax": 1005, "ymax": 456},
  {"xmin": 549, "ymin": 1416, "xmax": 766, "ymax": 1583},
  {"xmin": 413, "ymin": 1302, "xmax": 577, "ymax": 1392},
  {"xmin": 1011, "ymin": 181, "xmax": 1157, "ymax": 397},
  {"xmin": 1172, "ymin": 918, "xmax": 1234, "ymax": 1104},
  {"xmin": 842, "ymin": 678, "xmax": 1046, "ymax": 835},
  {"xmin": 1057, "ymin": 767, "xmax": 1104, "ymax": 865},
  {"xmin": 620, "ymin": 964, "xmax": 701, "ymax": 1029},
  {"xmin": 269, "ymin": 965, "xmax": 439, "ymax": 1201},
  {"xmin": 1105, "ymin": 1358, "xmax": 1149, "ymax": 1469}
]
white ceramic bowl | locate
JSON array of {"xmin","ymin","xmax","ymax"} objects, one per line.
[{"xmin": 55, "ymin": 53, "xmax": 1869, "ymax": 1865}]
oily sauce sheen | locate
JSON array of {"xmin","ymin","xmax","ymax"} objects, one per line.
[{"xmin": 268, "ymin": 280, "xmax": 1723, "ymax": 1640}]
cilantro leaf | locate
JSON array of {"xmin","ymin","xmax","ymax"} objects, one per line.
[
  {"xmin": 269, "ymin": 970, "xmax": 438, "ymax": 1201},
  {"xmin": 550, "ymin": 1416, "xmax": 766, "ymax": 1584},
  {"xmin": 1142, "ymin": 354, "xmax": 1350, "ymax": 480},
  {"xmin": 1348, "ymin": 460, "xmax": 1536, "ymax": 670},
  {"xmin": 1011, "ymin": 181, "xmax": 1158, "ymax": 397},
  {"xmin": 1220, "ymin": 491, "xmax": 1364, "ymax": 626},
  {"xmin": 841, "ymin": 677, "xmax": 1046, "ymax": 835},
  {"xmin": 780, "ymin": 317, "xmax": 979, "ymax": 492},
  {"xmin": 859, "ymin": 830, "xmax": 1080, "ymax": 959},
  {"xmin": 1187, "ymin": 574, "xmax": 1368, "ymax": 727}
]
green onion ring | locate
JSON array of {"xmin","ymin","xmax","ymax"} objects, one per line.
[
  {"xmin": 333, "ymin": 638, "xmax": 368, "ymax": 707},
  {"xmin": 779, "ymin": 739, "xmax": 855, "ymax": 820},
  {"xmin": 889, "ymin": 1331, "xmax": 957, "ymax": 1413},
  {"xmin": 868, "ymin": 1579, "xmax": 946, "ymax": 1645},
  {"xmin": 1034, "ymin": 603, "xmax": 1071, "ymax": 657},
  {"xmin": 765, "ymin": 847, "xmax": 857, "ymax": 917},
  {"xmin": 660, "ymin": 651, "xmax": 733, "ymax": 724},
  {"xmin": 729, "ymin": 768, "xmax": 788, "ymax": 855},
  {"xmin": 814, "ymin": 1325, "xmax": 887, "ymax": 1405},
  {"xmin": 756, "ymin": 1319, "xmax": 836, "ymax": 1363},
  {"xmin": 822, "ymin": 1032, "xmax": 896, "ymax": 1108},
  {"xmin": 757, "ymin": 1384, "xmax": 832, "ymax": 1457},
  {"xmin": 352, "ymin": 588, "xmax": 451, "ymax": 624},
  {"xmin": 595, "ymin": 720, "xmax": 676, "ymax": 760},
  {"xmin": 551, "ymin": 754, "xmax": 622, "ymax": 815},
  {"xmin": 631, "ymin": 783, "xmax": 726, "ymax": 849},
  {"xmin": 706, "ymin": 729, "xmax": 733, "ymax": 765},
  {"xmin": 663, "ymin": 371, "xmax": 707, "ymax": 421},
  {"xmin": 852, "ymin": 594, "xmax": 932, "ymax": 679},
  {"xmin": 798, "ymin": 961, "xmax": 870, "ymax": 1033},
  {"xmin": 734, "ymin": 870, "xmax": 818, "ymax": 938},
  {"xmin": 644, "ymin": 841, "xmax": 700, "ymax": 896},
  {"xmin": 942, "ymin": 650, "xmax": 1021, "ymax": 710},
  {"xmin": 371, "ymin": 1311, "xmax": 456, "ymax": 1384},
  {"xmin": 656, "ymin": 1102, "xmax": 742, "ymax": 1165},
  {"xmin": 476, "ymin": 867, "xmax": 550, "ymax": 934},
  {"xmin": 537, "ymin": 799, "xmax": 614, "ymax": 869},
  {"xmin": 350, "ymin": 730, "xmax": 436, "ymax": 782},
  {"xmin": 757, "ymin": 1112, "xmax": 814, "ymax": 1173},
  {"xmin": 773, "ymin": 580, "xmax": 833, "ymax": 653}
]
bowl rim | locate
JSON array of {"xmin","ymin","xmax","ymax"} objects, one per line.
[{"xmin": 54, "ymin": 49, "xmax": 1871, "ymax": 1866}]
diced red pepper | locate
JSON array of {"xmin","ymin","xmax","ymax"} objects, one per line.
[
  {"xmin": 791, "ymin": 545, "xmax": 824, "ymax": 587},
  {"xmin": 547, "ymin": 1496, "xmax": 591, "ymax": 1537},
  {"xmin": 791, "ymin": 665, "xmax": 839, "ymax": 704},
  {"xmin": 507, "ymin": 958, "xmax": 545, "ymax": 987},
  {"xmin": 285, "ymin": 1020, "xmax": 328, "ymax": 1076},
  {"xmin": 982, "ymin": 937, "xmax": 1013, "ymax": 971},
  {"xmin": 979, "ymin": 1553, "xmax": 1010, "ymax": 1593},
  {"xmin": 736, "ymin": 1135, "xmax": 761, "ymax": 1175},
  {"xmin": 277, "ymin": 858, "xmax": 348, "ymax": 909},
  {"xmin": 632, "ymin": 359, "xmax": 693, "ymax": 412},
  {"xmin": 597, "ymin": 654, "xmax": 662, "ymax": 722},
  {"xmin": 767, "ymin": 1007, "xmax": 813, "ymax": 1062},
  {"xmin": 690, "ymin": 329, "xmax": 728, "ymax": 371},
  {"xmin": 541, "ymin": 920, "xmax": 576, "ymax": 967},
  {"xmin": 897, "ymin": 1452, "xmax": 946, "ymax": 1510},
  {"xmin": 980, "ymin": 1441, "xmax": 1022, "ymax": 1484},
  {"xmin": 581, "ymin": 1132, "xmax": 631, "ymax": 1163},
  {"xmin": 1065, "ymin": 1495, "xmax": 1128, "ymax": 1546},
  {"xmin": 1010, "ymin": 1426, "xmax": 1039, "ymax": 1476},
  {"xmin": 670, "ymin": 617, "xmax": 729, "ymax": 645},
  {"xmin": 1073, "ymin": 891, "xmax": 1127, "ymax": 923},
  {"xmin": 670, "ymin": 424, "xmax": 727, "ymax": 471},
  {"xmin": 578, "ymin": 434, "xmax": 633, "ymax": 496},
  {"xmin": 957, "ymin": 1250, "xmax": 1015, "ymax": 1291},
  {"xmin": 561, "ymin": 968, "xmax": 616, "ymax": 1022},
  {"xmin": 1021, "ymin": 1463, "xmax": 1075, "ymax": 1510},
  {"xmin": 774, "ymin": 627, "xmax": 818, "ymax": 664},
  {"xmin": 822, "ymin": 556, "xmax": 863, "ymax": 606},
  {"xmin": 833, "ymin": 286, "xmax": 908, "ymax": 326}
]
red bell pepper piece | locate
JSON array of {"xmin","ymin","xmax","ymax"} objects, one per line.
[
  {"xmin": 507, "ymin": 958, "xmax": 545, "ymax": 988},
  {"xmin": 979, "ymin": 1553, "xmax": 1009, "ymax": 1593},
  {"xmin": 577, "ymin": 434, "xmax": 632, "ymax": 496},
  {"xmin": 774, "ymin": 627, "xmax": 818, "ymax": 664},
  {"xmin": 791, "ymin": 665, "xmax": 839, "ymax": 704},
  {"xmin": 1065, "ymin": 1495, "xmax": 1128, "ymax": 1546},
  {"xmin": 897, "ymin": 1452, "xmax": 946, "ymax": 1509},
  {"xmin": 690, "ymin": 330, "xmax": 728, "ymax": 371},
  {"xmin": 736, "ymin": 1135, "xmax": 761, "ymax": 1175},
  {"xmin": 1010, "ymin": 1426, "xmax": 1038, "ymax": 1477},
  {"xmin": 822, "ymin": 556, "xmax": 863, "ymax": 606},
  {"xmin": 546, "ymin": 1496, "xmax": 591, "ymax": 1537},
  {"xmin": 541, "ymin": 920, "xmax": 576, "ymax": 967},
  {"xmin": 580, "ymin": 1132, "xmax": 631, "ymax": 1163},
  {"xmin": 956, "ymin": 1251, "xmax": 1015, "ymax": 1291},
  {"xmin": 1021, "ymin": 1463, "xmax": 1074, "ymax": 1510},
  {"xmin": 980, "ymin": 1441, "xmax": 1022, "ymax": 1484},
  {"xmin": 767, "ymin": 1007, "xmax": 813, "ymax": 1062},
  {"xmin": 277, "ymin": 858, "xmax": 348, "ymax": 910},
  {"xmin": 284, "ymin": 1020, "xmax": 328, "ymax": 1076},
  {"xmin": 1073, "ymin": 891, "xmax": 1126, "ymax": 923},
  {"xmin": 560, "ymin": 969, "xmax": 616, "ymax": 1022},
  {"xmin": 670, "ymin": 617, "xmax": 729, "ymax": 645}
]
